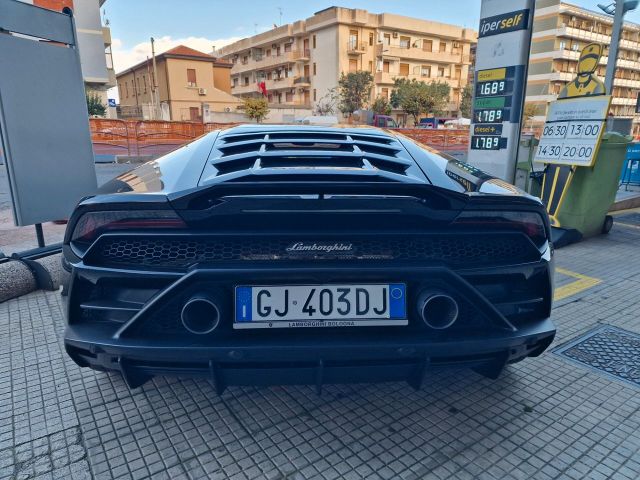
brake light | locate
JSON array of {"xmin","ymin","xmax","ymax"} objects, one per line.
[
  {"xmin": 453, "ymin": 211, "xmax": 548, "ymax": 247},
  {"xmin": 71, "ymin": 210, "xmax": 186, "ymax": 245}
]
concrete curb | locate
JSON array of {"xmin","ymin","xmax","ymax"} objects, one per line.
[
  {"xmin": 610, "ymin": 192, "xmax": 640, "ymax": 211},
  {"xmin": 0, "ymin": 253, "xmax": 67, "ymax": 303}
]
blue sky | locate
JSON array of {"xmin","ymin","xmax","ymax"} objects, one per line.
[{"xmin": 105, "ymin": 0, "xmax": 640, "ymax": 72}]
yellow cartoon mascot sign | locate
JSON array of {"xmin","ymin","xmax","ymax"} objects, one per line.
[
  {"xmin": 557, "ymin": 43, "xmax": 606, "ymax": 99},
  {"xmin": 535, "ymin": 43, "xmax": 611, "ymax": 228}
]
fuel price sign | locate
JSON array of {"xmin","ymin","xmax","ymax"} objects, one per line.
[{"xmin": 534, "ymin": 96, "xmax": 611, "ymax": 167}]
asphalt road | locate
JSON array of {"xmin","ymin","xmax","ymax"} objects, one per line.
[{"xmin": 0, "ymin": 162, "xmax": 134, "ymax": 255}]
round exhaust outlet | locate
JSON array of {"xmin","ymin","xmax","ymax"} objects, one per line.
[
  {"xmin": 181, "ymin": 296, "xmax": 220, "ymax": 335},
  {"xmin": 418, "ymin": 291, "xmax": 459, "ymax": 330}
]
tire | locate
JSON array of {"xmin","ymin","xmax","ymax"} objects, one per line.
[{"xmin": 602, "ymin": 215, "xmax": 614, "ymax": 234}]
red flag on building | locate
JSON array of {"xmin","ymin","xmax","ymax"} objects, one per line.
[{"xmin": 258, "ymin": 81, "xmax": 268, "ymax": 96}]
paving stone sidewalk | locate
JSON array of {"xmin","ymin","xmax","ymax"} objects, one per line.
[{"xmin": 1, "ymin": 218, "xmax": 639, "ymax": 480}]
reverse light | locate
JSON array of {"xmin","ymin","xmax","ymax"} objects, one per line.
[
  {"xmin": 453, "ymin": 211, "xmax": 548, "ymax": 247},
  {"xmin": 71, "ymin": 210, "xmax": 186, "ymax": 246}
]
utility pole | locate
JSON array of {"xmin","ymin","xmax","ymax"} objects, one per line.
[
  {"xmin": 151, "ymin": 37, "xmax": 160, "ymax": 120},
  {"xmin": 604, "ymin": 0, "xmax": 625, "ymax": 94}
]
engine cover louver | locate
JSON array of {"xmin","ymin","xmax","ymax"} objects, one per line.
[{"xmin": 198, "ymin": 129, "xmax": 427, "ymax": 185}]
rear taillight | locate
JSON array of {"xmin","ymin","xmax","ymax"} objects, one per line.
[
  {"xmin": 452, "ymin": 211, "xmax": 548, "ymax": 248},
  {"xmin": 70, "ymin": 210, "xmax": 186, "ymax": 247}
]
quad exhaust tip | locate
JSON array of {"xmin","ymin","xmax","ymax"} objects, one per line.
[
  {"xmin": 181, "ymin": 296, "xmax": 220, "ymax": 334},
  {"xmin": 419, "ymin": 291, "xmax": 459, "ymax": 329}
]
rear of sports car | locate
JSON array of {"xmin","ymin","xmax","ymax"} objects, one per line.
[{"xmin": 63, "ymin": 126, "xmax": 555, "ymax": 392}]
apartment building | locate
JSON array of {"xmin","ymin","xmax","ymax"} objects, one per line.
[
  {"xmin": 528, "ymin": 0, "xmax": 640, "ymax": 133},
  {"xmin": 216, "ymin": 7, "xmax": 476, "ymax": 123},
  {"xmin": 23, "ymin": 0, "xmax": 116, "ymax": 112},
  {"xmin": 116, "ymin": 45, "xmax": 241, "ymax": 122}
]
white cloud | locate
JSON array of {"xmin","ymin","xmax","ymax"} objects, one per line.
[
  {"xmin": 108, "ymin": 35, "xmax": 245, "ymax": 102},
  {"xmin": 111, "ymin": 35, "xmax": 244, "ymax": 73}
]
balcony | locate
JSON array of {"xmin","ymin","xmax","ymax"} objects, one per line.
[
  {"xmin": 375, "ymin": 44, "xmax": 470, "ymax": 64},
  {"xmin": 347, "ymin": 41, "xmax": 368, "ymax": 55},
  {"xmin": 231, "ymin": 52, "xmax": 295, "ymax": 74},
  {"xmin": 374, "ymin": 71, "xmax": 395, "ymax": 84},
  {"xmin": 293, "ymin": 49, "xmax": 311, "ymax": 61},
  {"xmin": 614, "ymin": 77, "xmax": 640, "ymax": 89},
  {"xmin": 266, "ymin": 76, "xmax": 295, "ymax": 90},
  {"xmin": 375, "ymin": 71, "xmax": 461, "ymax": 88},
  {"xmin": 293, "ymin": 76, "xmax": 311, "ymax": 87},
  {"xmin": 268, "ymin": 101, "xmax": 312, "ymax": 109},
  {"xmin": 102, "ymin": 26, "xmax": 111, "ymax": 46},
  {"xmin": 611, "ymin": 97, "xmax": 636, "ymax": 105},
  {"xmin": 231, "ymin": 83, "xmax": 259, "ymax": 95}
]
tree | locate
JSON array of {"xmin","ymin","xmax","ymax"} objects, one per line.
[
  {"xmin": 371, "ymin": 96, "xmax": 392, "ymax": 116},
  {"xmin": 460, "ymin": 84, "xmax": 473, "ymax": 118},
  {"xmin": 243, "ymin": 97, "xmax": 270, "ymax": 123},
  {"xmin": 391, "ymin": 78, "xmax": 451, "ymax": 124},
  {"xmin": 86, "ymin": 92, "xmax": 106, "ymax": 117},
  {"xmin": 337, "ymin": 71, "xmax": 373, "ymax": 117},
  {"xmin": 314, "ymin": 87, "xmax": 339, "ymax": 115}
]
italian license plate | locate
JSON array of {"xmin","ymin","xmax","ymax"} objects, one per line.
[{"xmin": 234, "ymin": 284, "xmax": 406, "ymax": 329}]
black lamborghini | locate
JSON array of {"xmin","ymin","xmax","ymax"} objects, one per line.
[{"xmin": 63, "ymin": 125, "xmax": 555, "ymax": 392}]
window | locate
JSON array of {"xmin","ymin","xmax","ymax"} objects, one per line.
[
  {"xmin": 400, "ymin": 36, "xmax": 411, "ymax": 49},
  {"xmin": 276, "ymin": 46, "xmax": 281, "ymax": 56},
  {"xmin": 454, "ymin": 67, "xmax": 461, "ymax": 79},
  {"xmin": 437, "ymin": 66, "xmax": 445, "ymax": 77},
  {"xmin": 285, "ymin": 91, "xmax": 294, "ymax": 102},
  {"xmin": 421, "ymin": 65, "xmax": 430, "ymax": 77},
  {"xmin": 349, "ymin": 30, "xmax": 359, "ymax": 50},
  {"xmin": 125, "ymin": 81, "xmax": 129, "ymax": 98},
  {"xmin": 381, "ymin": 87, "xmax": 389, "ymax": 100},
  {"xmin": 369, "ymin": 32, "xmax": 374, "ymax": 46},
  {"xmin": 136, "ymin": 77, "xmax": 140, "ymax": 94},
  {"xmin": 313, "ymin": 35, "xmax": 317, "ymax": 48},
  {"xmin": 399, "ymin": 63, "xmax": 410, "ymax": 76},
  {"xmin": 383, "ymin": 33, "xmax": 391, "ymax": 45},
  {"xmin": 187, "ymin": 68, "xmax": 197, "ymax": 86},
  {"xmin": 266, "ymin": 48, "xmax": 271, "ymax": 57},
  {"xmin": 284, "ymin": 43, "xmax": 292, "ymax": 52},
  {"xmin": 313, "ymin": 62, "xmax": 317, "ymax": 75},
  {"xmin": 383, "ymin": 61, "xmax": 390, "ymax": 73},
  {"xmin": 143, "ymin": 75, "xmax": 147, "ymax": 93},
  {"xmin": 369, "ymin": 60, "xmax": 374, "ymax": 72},
  {"xmin": 233, "ymin": 77, "xmax": 238, "ymax": 86},
  {"xmin": 189, "ymin": 107, "xmax": 200, "ymax": 122},
  {"xmin": 439, "ymin": 42, "xmax": 446, "ymax": 53},
  {"xmin": 559, "ymin": 40, "xmax": 566, "ymax": 50},
  {"xmin": 423, "ymin": 39, "xmax": 432, "ymax": 52},
  {"xmin": 242, "ymin": 55, "xmax": 248, "ymax": 64},
  {"xmin": 349, "ymin": 58, "xmax": 358, "ymax": 73},
  {"xmin": 244, "ymin": 76, "xmax": 249, "ymax": 86},
  {"xmin": 313, "ymin": 89, "xmax": 317, "ymax": 101}
]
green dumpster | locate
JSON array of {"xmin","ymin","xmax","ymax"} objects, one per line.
[{"xmin": 555, "ymin": 132, "xmax": 632, "ymax": 237}]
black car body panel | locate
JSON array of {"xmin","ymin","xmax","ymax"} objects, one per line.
[{"xmin": 63, "ymin": 125, "xmax": 555, "ymax": 391}]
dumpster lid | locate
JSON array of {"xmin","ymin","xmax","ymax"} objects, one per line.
[{"xmin": 601, "ymin": 132, "xmax": 633, "ymax": 144}]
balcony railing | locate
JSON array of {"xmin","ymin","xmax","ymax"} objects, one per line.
[
  {"xmin": 293, "ymin": 76, "xmax": 311, "ymax": 85},
  {"xmin": 347, "ymin": 41, "xmax": 367, "ymax": 54},
  {"xmin": 293, "ymin": 49, "xmax": 311, "ymax": 61},
  {"xmin": 376, "ymin": 44, "xmax": 470, "ymax": 64}
]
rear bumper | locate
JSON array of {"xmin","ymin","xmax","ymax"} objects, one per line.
[{"xmin": 64, "ymin": 318, "xmax": 555, "ymax": 392}]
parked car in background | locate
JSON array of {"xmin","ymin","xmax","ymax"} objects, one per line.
[{"xmin": 63, "ymin": 124, "xmax": 556, "ymax": 392}]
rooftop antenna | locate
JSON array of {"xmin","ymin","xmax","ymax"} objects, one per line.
[{"xmin": 278, "ymin": 7, "xmax": 283, "ymax": 26}]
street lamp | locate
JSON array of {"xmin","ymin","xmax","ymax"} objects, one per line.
[{"xmin": 598, "ymin": 0, "xmax": 639, "ymax": 94}]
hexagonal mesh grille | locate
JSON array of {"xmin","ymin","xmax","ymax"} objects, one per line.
[{"xmin": 89, "ymin": 234, "xmax": 538, "ymax": 269}]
